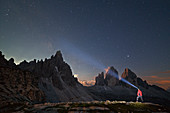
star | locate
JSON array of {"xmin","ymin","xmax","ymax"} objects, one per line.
[{"xmin": 127, "ymin": 54, "xmax": 130, "ymax": 58}]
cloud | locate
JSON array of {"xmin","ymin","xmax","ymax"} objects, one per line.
[
  {"xmin": 143, "ymin": 76, "xmax": 170, "ymax": 80},
  {"xmin": 143, "ymin": 75, "xmax": 170, "ymax": 90},
  {"xmin": 157, "ymin": 70, "xmax": 170, "ymax": 74},
  {"xmin": 79, "ymin": 80, "xmax": 95, "ymax": 86}
]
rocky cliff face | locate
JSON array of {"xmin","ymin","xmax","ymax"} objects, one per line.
[
  {"xmin": 105, "ymin": 66, "xmax": 120, "ymax": 86},
  {"xmin": 95, "ymin": 66, "xmax": 119, "ymax": 86},
  {"xmin": 121, "ymin": 68, "xmax": 149, "ymax": 89},
  {"xmin": 121, "ymin": 68, "xmax": 138, "ymax": 86},
  {"xmin": 18, "ymin": 51, "xmax": 93, "ymax": 102},
  {"xmin": 0, "ymin": 52, "xmax": 45, "ymax": 105},
  {"xmin": 95, "ymin": 72, "xmax": 105, "ymax": 86},
  {"xmin": 0, "ymin": 51, "xmax": 93, "ymax": 104},
  {"xmin": 18, "ymin": 51, "xmax": 77, "ymax": 89}
]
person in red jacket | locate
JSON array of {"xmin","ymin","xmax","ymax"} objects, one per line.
[{"xmin": 136, "ymin": 89, "xmax": 143, "ymax": 102}]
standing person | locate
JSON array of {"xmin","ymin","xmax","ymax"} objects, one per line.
[{"xmin": 136, "ymin": 89, "xmax": 143, "ymax": 102}]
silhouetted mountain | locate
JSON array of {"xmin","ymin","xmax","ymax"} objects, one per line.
[
  {"xmin": 0, "ymin": 51, "xmax": 45, "ymax": 104},
  {"xmin": 18, "ymin": 51, "xmax": 93, "ymax": 102},
  {"xmin": 89, "ymin": 66, "xmax": 170, "ymax": 106},
  {"xmin": 0, "ymin": 51, "xmax": 93, "ymax": 106},
  {"xmin": 95, "ymin": 72, "xmax": 105, "ymax": 86},
  {"xmin": 0, "ymin": 51, "xmax": 16, "ymax": 68},
  {"xmin": 0, "ymin": 51, "xmax": 170, "ymax": 107}
]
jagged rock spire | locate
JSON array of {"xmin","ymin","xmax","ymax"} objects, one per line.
[
  {"xmin": 121, "ymin": 68, "xmax": 137, "ymax": 79},
  {"xmin": 95, "ymin": 66, "xmax": 119, "ymax": 86}
]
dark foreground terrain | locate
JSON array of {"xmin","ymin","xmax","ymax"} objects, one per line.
[{"xmin": 0, "ymin": 101, "xmax": 169, "ymax": 113}]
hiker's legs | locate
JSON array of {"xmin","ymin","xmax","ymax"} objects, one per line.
[
  {"xmin": 136, "ymin": 96, "xmax": 139, "ymax": 102},
  {"xmin": 140, "ymin": 96, "xmax": 143, "ymax": 102}
]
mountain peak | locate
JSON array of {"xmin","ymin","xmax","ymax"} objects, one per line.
[
  {"xmin": 105, "ymin": 66, "xmax": 118, "ymax": 75},
  {"xmin": 122, "ymin": 68, "xmax": 137, "ymax": 79},
  {"xmin": 54, "ymin": 50, "xmax": 63, "ymax": 63},
  {"xmin": 55, "ymin": 50, "xmax": 61, "ymax": 57},
  {"xmin": 0, "ymin": 51, "xmax": 16, "ymax": 68}
]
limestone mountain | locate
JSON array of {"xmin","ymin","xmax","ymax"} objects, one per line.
[
  {"xmin": 0, "ymin": 51, "xmax": 93, "ymax": 105},
  {"xmin": 89, "ymin": 66, "xmax": 170, "ymax": 106},
  {"xmin": 121, "ymin": 68, "xmax": 149, "ymax": 89},
  {"xmin": 18, "ymin": 51, "xmax": 93, "ymax": 102},
  {"xmin": 0, "ymin": 51, "xmax": 45, "ymax": 105},
  {"xmin": 95, "ymin": 66, "xmax": 119, "ymax": 86},
  {"xmin": 95, "ymin": 72, "xmax": 105, "ymax": 86}
]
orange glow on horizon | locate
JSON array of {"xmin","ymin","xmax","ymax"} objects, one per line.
[
  {"xmin": 79, "ymin": 80, "xmax": 95, "ymax": 86},
  {"xmin": 143, "ymin": 75, "xmax": 170, "ymax": 90}
]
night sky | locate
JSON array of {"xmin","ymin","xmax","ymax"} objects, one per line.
[{"xmin": 0, "ymin": 0, "xmax": 170, "ymax": 89}]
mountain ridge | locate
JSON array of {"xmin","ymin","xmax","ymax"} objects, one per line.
[
  {"xmin": 0, "ymin": 51, "xmax": 169, "ymax": 107},
  {"xmin": 87, "ymin": 66, "xmax": 170, "ymax": 106},
  {"xmin": 0, "ymin": 50, "xmax": 93, "ymax": 105}
]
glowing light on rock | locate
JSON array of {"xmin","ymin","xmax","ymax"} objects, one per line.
[
  {"xmin": 105, "ymin": 67, "xmax": 138, "ymax": 89},
  {"xmin": 74, "ymin": 74, "xmax": 78, "ymax": 78}
]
